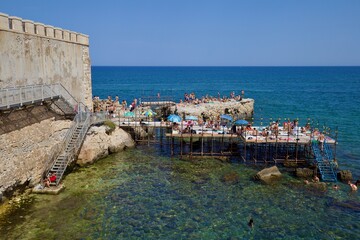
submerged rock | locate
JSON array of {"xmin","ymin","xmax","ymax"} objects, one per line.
[
  {"xmin": 337, "ymin": 170, "xmax": 353, "ymax": 182},
  {"xmin": 330, "ymin": 200, "xmax": 360, "ymax": 212},
  {"xmin": 295, "ymin": 168, "xmax": 314, "ymax": 178},
  {"xmin": 191, "ymin": 177, "xmax": 210, "ymax": 185},
  {"xmin": 254, "ymin": 166, "xmax": 282, "ymax": 183},
  {"xmin": 305, "ymin": 182, "xmax": 327, "ymax": 192},
  {"xmin": 221, "ymin": 171, "xmax": 240, "ymax": 184}
]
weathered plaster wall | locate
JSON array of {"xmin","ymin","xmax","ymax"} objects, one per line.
[{"xmin": 0, "ymin": 13, "xmax": 92, "ymax": 109}]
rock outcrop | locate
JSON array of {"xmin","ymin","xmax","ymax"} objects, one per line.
[
  {"xmin": 305, "ymin": 181, "xmax": 327, "ymax": 192},
  {"xmin": 0, "ymin": 118, "xmax": 71, "ymax": 194},
  {"xmin": 171, "ymin": 99, "xmax": 254, "ymax": 120},
  {"xmin": 254, "ymin": 166, "xmax": 282, "ymax": 183},
  {"xmin": 221, "ymin": 171, "xmax": 240, "ymax": 184},
  {"xmin": 337, "ymin": 170, "xmax": 353, "ymax": 182},
  {"xmin": 295, "ymin": 168, "xmax": 314, "ymax": 178},
  {"xmin": 77, "ymin": 126, "xmax": 135, "ymax": 166}
]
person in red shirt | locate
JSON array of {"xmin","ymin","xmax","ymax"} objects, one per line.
[
  {"xmin": 43, "ymin": 172, "xmax": 57, "ymax": 188},
  {"xmin": 49, "ymin": 172, "xmax": 57, "ymax": 183}
]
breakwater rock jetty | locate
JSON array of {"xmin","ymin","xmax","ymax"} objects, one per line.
[{"xmin": 171, "ymin": 98, "xmax": 254, "ymax": 120}]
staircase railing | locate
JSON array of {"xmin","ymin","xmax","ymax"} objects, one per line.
[
  {"xmin": 0, "ymin": 84, "xmax": 59, "ymax": 109},
  {"xmin": 0, "ymin": 83, "xmax": 89, "ymax": 112},
  {"xmin": 1, "ymin": 84, "xmax": 105, "ymax": 186},
  {"xmin": 311, "ymin": 140, "xmax": 337, "ymax": 182},
  {"xmin": 324, "ymin": 141, "xmax": 334, "ymax": 162},
  {"xmin": 50, "ymin": 112, "xmax": 92, "ymax": 185},
  {"xmin": 69, "ymin": 113, "xmax": 91, "ymax": 156}
]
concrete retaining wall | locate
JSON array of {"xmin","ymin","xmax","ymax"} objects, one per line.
[{"xmin": 0, "ymin": 13, "xmax": 92, "ymax": 109}]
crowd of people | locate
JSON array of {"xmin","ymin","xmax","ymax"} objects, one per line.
[
  {"xmin": 93, "ymin": 95, "xmax": 139, "ymax": 116},
  {"xmin": 179, "ymin": 90, "xmax": 245, "ymax": 106}
]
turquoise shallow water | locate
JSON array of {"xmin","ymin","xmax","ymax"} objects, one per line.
[
  {"xmin": 1, "ymin": 148, "xmax": 359, "ymax": 239},
  {"xmin": 1, "ymin": 67, "xmax": 360, "ymax": 239}
]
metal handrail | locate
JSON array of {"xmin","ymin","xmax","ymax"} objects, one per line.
[
  {"xmin": 1, "ymin": 84, "xmax": 108, "ymax": 186},
  {"xmin": 0, "ymin": 84, "xmax": 56, "ymax": 109},
  {"xmin": 0, "ymin": 83, "xmax": 90, "ymax": 112}
]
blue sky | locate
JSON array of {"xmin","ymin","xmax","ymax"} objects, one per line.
[{"xmin": 1, "ymin": 0, "xmax": 360, "ymax": 66}]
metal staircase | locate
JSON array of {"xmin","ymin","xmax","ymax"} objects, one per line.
[
  {"xmin": 49, "ymin": 112, "xmax": 91, "ymax": 185},
  {"xmin": 51, "ymin": 98, "xmax": 76, "ymax": 117},
  {"xmin": 312, "ymin": 141, "xmax": 337, "ymax": 182},
  {"xmin": 1, "ymin": 84, "xmax": 107, "ymax": 186}
]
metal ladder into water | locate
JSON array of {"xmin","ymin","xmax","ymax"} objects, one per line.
[{"xmin": 312, "ymin": 141, "xmax": 337, "ymax": 182}]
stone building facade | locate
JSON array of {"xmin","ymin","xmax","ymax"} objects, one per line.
[{"xmin": 0, "ymin": 12, "xmax": 92, "ymax": 109}]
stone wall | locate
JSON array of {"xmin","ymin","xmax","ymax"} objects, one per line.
[
  {"xmin": 0, "ymin": 119, "xmax": 135, "ymax": 199},
  {"xmin": 0, "ymin": 118, "xmax": 71, "ymax": 195},
  {"xmin": 0, "ymin": 13, "xmax": 92, "ymax": 110}
]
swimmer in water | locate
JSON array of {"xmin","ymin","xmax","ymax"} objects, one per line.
[
  {"xmin": 348, "ymin": 181, "xmax": 358, "ymax": 191},
  {"xmin": 313, "ymin": 176, "xmax": 320, "ymax": 183},
  {"xmin": 333, "ymin": 184, "xmax": 339, "ymax": 190},
  {"xmin": 248, "ymin": 218, "xmax": 254, "ymax": 228}
]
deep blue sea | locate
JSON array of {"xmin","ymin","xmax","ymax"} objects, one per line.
[
  {"xmin": 93, "ymin": 66, "xmax": 360, "ymax": 176},
  {"xmin": 2, "ymin": 67, "xmax": 360, "ymax": 239}
]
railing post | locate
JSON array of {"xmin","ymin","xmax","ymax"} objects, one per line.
[
  {"xmin": 19, "ymin": 87, "xmax": 23, "ymax": 106},
  {"xmin": 31, "ymin": 85, "xmax": 34, "ymax": 103},
  {"xmin": 6, "ymin": 89, "xmax": 9, "ymax": 108},
  {"xmin": 41, "ymin": 85, "xmax": 44, "ymax": 101}
]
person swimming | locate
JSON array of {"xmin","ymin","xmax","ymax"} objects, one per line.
[
  {"xmin": 348, "ymin": 181, "xmax": 358, "ymax": 191},
  {"xmin": 248, "ymin": 218, "xmax": 254, "ymax": 228}
]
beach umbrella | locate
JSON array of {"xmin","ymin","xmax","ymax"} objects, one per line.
[
  {"xmin": 167, "ymin": 114, "xmax": 182, "ymax": 123},
  {"xmin": 220, "ymin": 114, "xmax": 233, "ymax": 121},
  {"xmin": 143, "ymin": 109, "xmax": 156, "ymax": 117},
  {"xmin": 185, "ymin": 115, "xmax": 198, "ymax": 121},
  {"xmin": 233, "ymin": 119, "xmax": 249, "ymax": 126},
  {"xmin": 124, "ymin": 111, "xmax": 135, "ymax": 117}
]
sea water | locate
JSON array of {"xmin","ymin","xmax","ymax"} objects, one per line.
[
  {"xmin": 1, "ymin": 67, "xmax": 359, "ymax": 239},
  {"xmin": 92, "ymin": 66, "xmax": 360, "ymax": 176}
]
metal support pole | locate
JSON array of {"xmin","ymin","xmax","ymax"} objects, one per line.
[{"xmin": 19, "ymin": 87, "xmax": 23, "ymax": 106}]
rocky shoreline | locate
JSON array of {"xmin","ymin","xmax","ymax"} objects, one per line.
[{"xmin": 0, "ymin": 118, "xmax": 135, "ymax": 203}]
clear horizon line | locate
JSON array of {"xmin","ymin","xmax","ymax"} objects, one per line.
[{"xmin": 91, "ymin": 65, "xmax": 360, "ymax": 67}]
